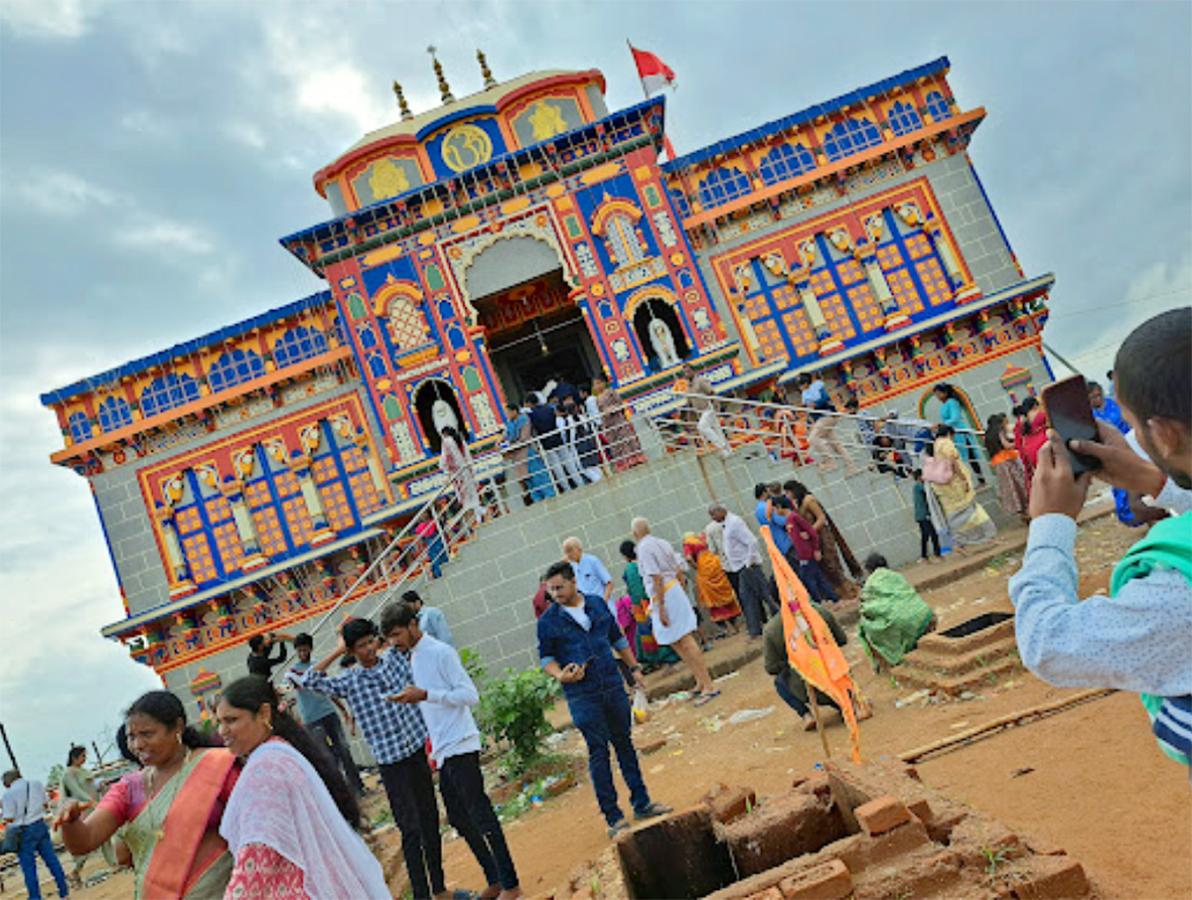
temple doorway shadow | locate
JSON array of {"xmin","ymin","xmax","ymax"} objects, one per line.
[
  {"xmin": 475, "ymin": 270, "xmax": 603, "ymax": 405},
  {"xmin": 632, "ymin": 298, "xmax": 690, "ymax": 373}
]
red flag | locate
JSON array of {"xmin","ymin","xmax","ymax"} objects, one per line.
[{"xmin": 629, "ymin": 44, "xmax": 676, "ymax": 95}]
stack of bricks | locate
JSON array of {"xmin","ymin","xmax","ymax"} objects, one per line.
[{"xmin": 544, "ymin": 759, "xmax": 1092, "ymax": 899}]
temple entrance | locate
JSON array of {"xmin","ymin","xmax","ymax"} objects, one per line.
[{"xmin": 475, "ymin": 271, "xmax": 602, "ymax": 405}]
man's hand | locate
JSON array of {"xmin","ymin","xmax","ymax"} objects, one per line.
[
  {"xmin": 388, "ymin": 686, "xmax": 428, "ymax": 704},
  {"xmin": 1069, "ymin": 420, "xmax": 1167, "ymax": 497},
  {"xmin": 556, "ymin": 662, "xmax": 586, "ymax": 684},
  {"xmin": 1029, "ymin": 431, "xmax": 1093, "ymax": 521},
  {"xmin": 656, "ymin": 597, "xmax": 671, "ymax": 628},
  {"xmin": 632, "ymin": 668, "xmax": 647, "ymax": 691}
]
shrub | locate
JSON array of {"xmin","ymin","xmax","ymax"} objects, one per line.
[
  {"xmin": 476, "ymin": 667, "xmax": 559, "ymax": 777},
  {"xmin": 459, "ymin": 646, "xmax": 487, "ymax": 685}
]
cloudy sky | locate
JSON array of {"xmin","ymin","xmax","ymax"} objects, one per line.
[{"xmin": 1, "ymin": 0, "xmax": 1188, "ymax": 778}]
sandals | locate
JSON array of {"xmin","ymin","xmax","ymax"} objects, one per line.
[{"xmin": 693, "ymin": 690, "xmax": 721, "ymax": 707}]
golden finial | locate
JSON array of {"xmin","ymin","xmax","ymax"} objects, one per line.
[
  {"xmin": 427, "ymin": 45, "xmax": 454, "ymax": 103},
  {"xmin": 392, "ymin": 80, "xmax": 413, "ymax": 120},
  {"xmin": 477, "ymin": 49, "xmax": 496, "ymax": 89}
]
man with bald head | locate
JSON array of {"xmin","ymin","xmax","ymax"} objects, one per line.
[{"xmin": 563, "ymin": 537, "xmax": 614, "ymax": 615}]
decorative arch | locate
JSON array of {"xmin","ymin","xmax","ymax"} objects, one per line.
[
  {"xmin": 627, "ymin": 289, "xmax": 692, "ymax": 371},
  {"xmin": 698, "ymin": 166, "xmax": 751, "ymax": 209},
  {"xmin": 924, "ymin": 90, "xmax": 952, "ymax": 122},
  {"xmin": 757, "ymin": 143, "xmax": 816, "ymax": 186},
  {"xmin": 917, "ymin": 382, "xmax": 980, "ymax": 430},
  {"xmin": 374, "ymin": 279, "xmax": 431, "ymax": 351},
  {"xmin": 272, "ymin": 326, "xmax": 328, "ymax": 369},
  {"xmin": 455, "ymin": 225, "xmax": 576, "ymax": 320},
  {"xmin": 207, "ymin": 347, "xmax": 265, "ymax": 393},
  {"xmin": 822, "ymin": 117, "xmax": 882, "ymax": 161},
  {"xmin": 412, "ymin": 378, "xmax": 465, "ymax": 454},
  {"xmin": 97, "ymin": 395, "xmax": 133, "ymax": 432},
  {"xmin": 886, "ymin": 100, "xmax": 922, "ymax": 136},
  {"xmin": 590, "ymin": 197, "xmax": 642, "ymax": 235},
  {"xmin": 68, "ymin": 410, "xmax": 92, "ymax": 444},
  {"xmin": 140, "ymin": 373, "xmax": 200, "ymax": 418}
]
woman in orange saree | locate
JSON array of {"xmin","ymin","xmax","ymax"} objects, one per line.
[
  {"xmin": 683, "ymin": 533, "xmax": 743, "ymax": 631},
  {"xmin": 57, "ymin": 691, "xmax": 238, "ymax": 899}
]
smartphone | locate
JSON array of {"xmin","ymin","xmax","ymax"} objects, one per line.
[{"xmin": 1040, "ymin": 375, "xmax": 1101, "ymax": 478}]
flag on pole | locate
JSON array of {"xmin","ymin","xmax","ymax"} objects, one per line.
[
  {"xmin": 759, "ymin": 528, "xmax": 864, "ymax": 762},
  {"xmin": 629, "ymin": 43, "xmax": 677, "ymax": 95}
]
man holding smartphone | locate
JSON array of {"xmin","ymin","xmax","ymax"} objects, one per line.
[
  {"xmin": 1009, "ymin": 308, "xmax": 1192, "ymax": 768},
  {"xmin": 537, "ymin": 560, "xmax": 671, "ymax": 837}
]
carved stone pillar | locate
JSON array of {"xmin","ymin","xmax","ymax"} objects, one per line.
[
  {"xmin": 156, "ymin": 507, "xmax": 195, "ymax": 598},
  {"xmin": 223, "ymin": 480, "xmax": 267, "ymax": 571}
]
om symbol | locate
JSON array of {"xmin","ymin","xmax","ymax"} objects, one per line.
[{"xmin": 440, "ymin": 124, "xmax": 493, "ymax": 173}]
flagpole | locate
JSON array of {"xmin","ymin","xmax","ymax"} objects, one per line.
[{"xmin": 803, "ymin": 677, "xmax": 832, "ymax": 759}]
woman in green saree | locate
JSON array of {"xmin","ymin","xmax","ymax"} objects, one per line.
[
  {"xmin": 60, "ymin": 745, "xmax": 116, "ymax": 888},
  {"xmin": 56, "ymin": 691, "xmax": 238, "ymax": 898}
]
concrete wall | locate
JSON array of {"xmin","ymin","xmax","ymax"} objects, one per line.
[{"xmin": 92, "ymin": 382, "xmax": 373, "ymax": 617}]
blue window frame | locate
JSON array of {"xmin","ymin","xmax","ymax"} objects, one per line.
[
  {"xmin": 924, "ymin": 90, "xmax": 951, "ymax": 122},
  {"xmin": 822, "ymin": 118, "xmax": 882, "ymax": 162},
  {"xmin": 140, "ymin": 373, "xmax": 200, "ymax": 418},
  {"xmin": 668, "ymin": 186, "xmax": 691, "ymax": 219},
  {"xmin": 97, "ymin": 396, "xmax": 133, "ymax": 432},
  {"xmin": 68, "ymin": 411, "xmax": 92, "ymax": 443},
  {"xmin": 273, "ymin": 326, "xmax": 328, "ymax": 369},
  {"xmin": 207, "ymin": 348, "xmax": 265, "ymax": 393},
  {"xmin": 367, "ymin": 354, "xmax": 387, "ymax": 378},
  {"xmin": 887, "ymin": 101, "xmax": 923, "ymax": 136},
  {"xmin": 698, "ymin": 166, "xmax": 752, "ymax": 210},
  {"xmin": 757, "ymin": 143, "xmax": 816, "ymax": 186}
]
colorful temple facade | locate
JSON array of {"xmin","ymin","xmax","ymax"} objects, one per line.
[{"xmin": 41, "ymin": 53, "xmax": 1053, "ymax": 700}]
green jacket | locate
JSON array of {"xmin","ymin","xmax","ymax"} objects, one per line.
[{"xmin": 762, "ymin": 604, "xmax": 847, "ymax": 703}]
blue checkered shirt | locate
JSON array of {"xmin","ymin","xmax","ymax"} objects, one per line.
[{"xmin": 300, "ymin": 648, "xmax": 428, "ymax": 764}]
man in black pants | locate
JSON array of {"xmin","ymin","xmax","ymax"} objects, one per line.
[
  {"xmin": 301, "ymin": 619, "xmax": 449, "ymax": 899},
  {"xmin": 384, "ymin": 603, "xmax": 522, "ymax": 899}
]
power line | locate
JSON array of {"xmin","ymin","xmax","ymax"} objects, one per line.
[{"xmin": 1045, "ymin": 286, "xmax": 1191, "ymax": 321}]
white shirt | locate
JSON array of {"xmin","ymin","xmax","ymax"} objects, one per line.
[
  {"xmin": 408, "ymin": 635, "xmax": 482, "ymax": 766},
  {"xmin": 584, "ymin": 395, "xmax": 601, "ymax": 420},
  {"xmin": 2, "ymin": 778, "xmax": 46, "ymax": 826},
  {"xmin": 722, "ymin": 512, "xmax": 763, "ymax": 572},
  {"xmin": 637, "ymin": 533, "xmax": 684, "ymax": 582},
  {"xmin": 562, "ymin": 604, "xmax": 592, "ymax": 630}
]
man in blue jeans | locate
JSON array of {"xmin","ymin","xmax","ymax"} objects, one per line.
[
  {"xmin": 3, "ymin": 769, "xmax": 69, "ymax": 898},
  {"xmin": 537, "ymin": 561, "xmax": 671, "ymax": 837}
]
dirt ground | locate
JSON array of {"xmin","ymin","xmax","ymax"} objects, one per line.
[{"xmin": 28, "ymin": 513, "xmax": 1192, "ymax": 900}]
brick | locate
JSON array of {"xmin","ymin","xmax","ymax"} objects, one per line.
[
  {"xmin": 1006, "ymin": 857, "xmax": 1089, "ymax": 899},
  {"xmin": 703, "ymin": 782, "xmax": 758, "ymax": 824},
  {"xmin": 718, "ymin": 791, "xmax": 849, "ymax": 878},
  {"xmin": 778, "ymin": 859, "xmax": 852, "ymax": 899},
  {"xmin": 854, "ymin": 795, "xmax": 912, "ymax": 836},
  {"xmin": 747, "ymin": 889, "xmax": 784, "ymax": 900},
  {"xmin": 906, "ymin": 797, "xmax": 933, "ymax": 823},
  {"xmin": 836, "ymin": 819, "xmax": 931, "ymax": 873}
]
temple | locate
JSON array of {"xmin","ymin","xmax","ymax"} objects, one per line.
[{"xmin": 40, "ymin": 52, "xmax": 1053, "ymax": 700}]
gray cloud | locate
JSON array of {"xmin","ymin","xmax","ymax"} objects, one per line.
[{"xmin": 1, "ymin": 0, "xmax": 1189, "ymax": 777}]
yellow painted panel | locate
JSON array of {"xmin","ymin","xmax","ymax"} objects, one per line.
[
  {"xmin": 580, "ymin": 162, "xmax": 623, "ymax": 186},
  {"xmin": 545, "ymin": 183, "xmax": 566, "ymax": 198},
  {"xmin": 362, "ymin": 244, "xmax": 404, "ymax": 267},
  {"xmin": 418, "ymin": 231, "xmax": 437, "ymax": 246},
  {"xmin": 500, "ymin": 196, "xmax": 531, "ymax": 215},
  {"xmin": 452, "ymin": 215, "xmax": 482, "ymax": 234}
]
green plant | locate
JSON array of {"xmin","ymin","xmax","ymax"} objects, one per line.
[
  {"xmin": 981, "ymin": 846, "xmax": 1009, "ymax": 877},
  {"xmin": 459, "ymin": 646, "xmax": 487, "ymax": 685},
  {"xmin": 476, "ymin": 667, "xmax": 559, "ymax": 777}
]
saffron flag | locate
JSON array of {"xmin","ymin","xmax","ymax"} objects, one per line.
[
  {"xmin": 629, "ymin": 44, "xmax": 676, "ymax": 95},
  {"xmin": 759, "ymin": 528, "xmax": 864, "ymax": 762}
]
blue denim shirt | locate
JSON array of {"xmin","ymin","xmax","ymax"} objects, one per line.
[{"xmin": 536, "ymin": 592, "xmax": 628, "ymax": 699}]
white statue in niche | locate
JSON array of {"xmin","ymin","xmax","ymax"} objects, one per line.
[
  {"xmin": 649, "ymin": 316, "xmax": 681, "ymax": 369},
  {"xmin": 431, "ymin": 398, "xmax": 460, "ymax": 436}
]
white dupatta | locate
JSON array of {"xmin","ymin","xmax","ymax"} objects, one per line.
[{"xmin": 220, "ymin": 740, "xmax": 388, "ymax": 899}]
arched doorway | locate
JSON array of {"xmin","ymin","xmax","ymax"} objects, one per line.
[
  {"xmin": 413, "ymin": 379, "xmax": 466, "ymax": 454},
  {"xmin": 633, "ymin": 298, "xmax": 690, "ymax": 373},
  {"xmin": 917, "ymin": 382, "xmax": 980, "ymax": 430}
]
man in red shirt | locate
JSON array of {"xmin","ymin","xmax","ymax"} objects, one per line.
[{"xmin": 777, "ymin": 496, "xmax": 839, "ymax": 603}]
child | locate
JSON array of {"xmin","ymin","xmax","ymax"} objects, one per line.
[
  {"xmin": 781, "ymin": 498, "xmax": 839, "ymax": 603},
  {"xmin": 619, "ymin": 540, "xmax": 679, "ymax": 670},
  {"xmin": 912, "ymin": 469, "xmax": 941, "ymax": 563}
]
